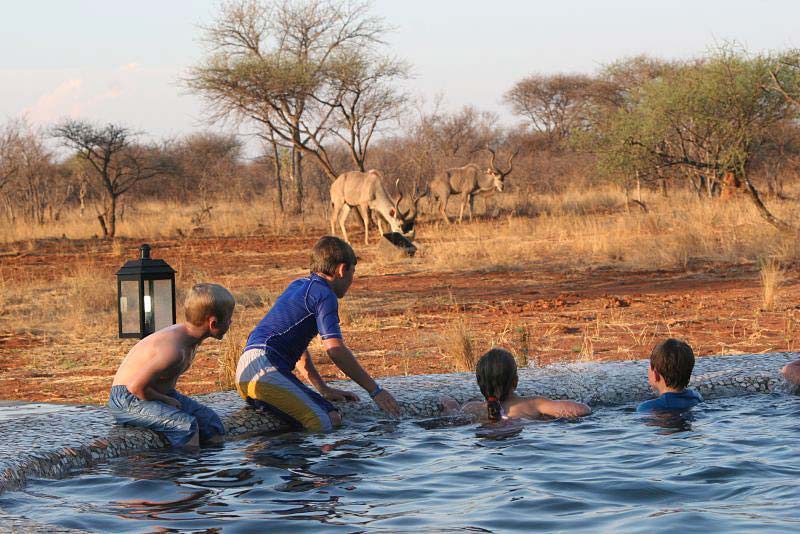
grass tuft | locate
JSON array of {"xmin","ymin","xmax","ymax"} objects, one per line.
[
  {"xmin": 760, "ymin": 258, "xmax": 785, "ymax": 311},
  {"xmin": 217, "ymin": 329, "xmax": 245, "ymax": 391},
  {"xmin": 440, "ymin": 316, "xmax": 477, "ymax": 372}
]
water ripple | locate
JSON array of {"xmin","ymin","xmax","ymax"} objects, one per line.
[{"xmin": 1, "ymin": 394, "xmax": 799, "ymax": 532}]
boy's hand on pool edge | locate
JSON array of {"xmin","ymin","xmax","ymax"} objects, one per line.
[
  {"xmin": 374, "ymin": 389, "xmax": 401, "ymax": 417},
  {"xmin": 320, "ymin": 385, "xmax": 359, "ymax": 402}
]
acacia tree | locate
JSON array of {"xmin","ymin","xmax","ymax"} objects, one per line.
[
  {"xmin": 0, "ymin": 119, "xmax": 68, "ymax": 224},
  {"xmin": 15, "ymin": 125, "xmax": 56, "ymax": 225},
  {"xmin": 573, "ymin": 57, "xmax": 677, "ymax": 197},
  {"xmin": 169, "ymin": 132, "xmax": 242, "ymax": 199},
  {"xmin": 0, "ymin": 121, "xmax": 22, "ymax": 218},
  {"xmin": 53, "ymin": 120, "xmax": 175, "ymax": 238},
  {"xmin": 187, "ymin": 0, "xmax": 406, "ymax": 213},
  {"xmin": 768, "ymin": 49, "xmax": 800, "ymax": 109},
  {"xmin": 504, "ymin": 73, "xmax": 594, "ymax": 146},
  {"xmin": 326, "ymin": 51, "xmax": 409, "ymax": 170},
  {"xmin": 403, "ymin": 103, "xmax": 502, "ymax": 179},
  {"xmin": 584, "ymin": 49, "xmax": 800, "ymax": 230}
]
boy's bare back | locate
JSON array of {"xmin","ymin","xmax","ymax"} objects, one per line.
[{"xmin": 112, "ymin": 324, "xmax": 198, "ymax": 396}]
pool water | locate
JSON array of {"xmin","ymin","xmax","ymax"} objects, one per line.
[{"xmin": 2, "ymin": 394, "xmax": 799, "ymax": 532}]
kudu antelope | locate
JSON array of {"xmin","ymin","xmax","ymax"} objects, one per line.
[
  {"xmin": 330, "ymin": 170, "xmax": 425, "ymax": 244},
  {"xmin": 430, "ymin": 147, "xmax": 519, "ymax": 224}
]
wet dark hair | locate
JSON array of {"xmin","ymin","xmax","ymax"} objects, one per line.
[
  {"xmin": 309, "ymin": 236, "xmax": 357, "ymax": 276},
  {"xmin": 650, "ymin": 338, "xmax": 695, "ymax": 389},
  {"xmin": 476, "ymin": 348, "xmax": 518, "ymax": 422}
]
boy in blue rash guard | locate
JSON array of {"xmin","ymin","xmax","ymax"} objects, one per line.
[
  {"xmin": 236, "ymin": 236, "xmax": 401, "ymax": 432},
  {"xmin": 637, "ymin": 338, "xmax": 703, "ymax": 413}
]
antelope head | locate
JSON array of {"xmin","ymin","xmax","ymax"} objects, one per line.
[
  {"xmin": 394, "ymin": 179, "xmax": 428, "ymax": 240},
  {"xmin": 485, "ymin": 146, "xmax": 520, "ymax": 192}
]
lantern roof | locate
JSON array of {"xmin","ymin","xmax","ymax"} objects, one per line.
[{"xmin": 116, "ymin": 244, "xmax": 176, "ymax": 278}]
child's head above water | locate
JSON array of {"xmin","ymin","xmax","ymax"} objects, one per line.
[
  {"xmin": 649, "ymin": 338, "xmax": 695, "ymax": 391},
  {"xmin": 310, "ymin": 236, "xmax": 357, "ymax": 276},
  {"xmin": 476, "ymin": 348, "xmax": 519, "ymax": 421},
  {"xmin": 310, "ymin": 236, "xmax": 358, "ymax": 298},
  {"xmin": 184, "ymin": 283, "xmax": 236, "ymax": 326}
]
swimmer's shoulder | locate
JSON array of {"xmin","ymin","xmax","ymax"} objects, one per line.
[{"xmin": 507, "ymin": 396, "xmax": 546, "ymax": 419}]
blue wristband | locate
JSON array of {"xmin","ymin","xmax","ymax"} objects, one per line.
[{"xmin": 369, "ymin": 385, "xmax": 383, "ymax": 399}]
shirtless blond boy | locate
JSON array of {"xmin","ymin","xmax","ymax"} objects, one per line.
[{"xmin": 108, "ymin": 283, "xmax": 235, "ymax": 447}]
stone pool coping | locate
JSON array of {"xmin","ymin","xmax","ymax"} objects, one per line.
[{"xmin": 0, "ymin": 352, "xmax": 797, "ymax": 531}]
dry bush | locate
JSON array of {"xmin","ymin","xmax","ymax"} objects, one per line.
[
  {"xmin": 233, "ymin": 287, "xmax": 278, "ymax": 310},
  {"xmin": 417, "ymin": 186, "xmax": 800, "ymax": 274},
  {"xmin": 62, "ymin": 264, "xmax": 117, "ymax": 323},
  {"xmin": 489, "ymin": 320, "xmax": 532, "ymax": 368},
  {"xmin": 0, "ymin": 269, "xmax": 9, "ymax": 312},
  {"xmin": 338, "ymin": 299, "xmax": 380, "ymax": 329},
  {"xmin": 4, "ymin": 182, "xmax": 800, "ymax": 280},
  {"xmin": 760, "ymin": 258, "xmax": 786, "ymax": 311},
  {"xmin": 514, "ymin": 324, "xmax": 532, "ymax": 368},
  {"xmin": 0, "ymin": 198, "xmax": 329, "ymax": 243},
  {"xmin": 783, "ymin": 310, "xmax": 800, "ymax": 351},
  {"xmin": 217, "ymin": 328, "xmax": 246, "ymax": 390},
  {"xmin": 110, "ymin": 239, "xmax": 126, "ymax": 258},
  {"xmin": 440, "ymin": 316, "xmax": 477, "ymax": 372}
]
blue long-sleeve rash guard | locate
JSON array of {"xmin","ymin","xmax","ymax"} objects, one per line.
[
  {"xmin": 244, "ymin": 273, "xmax": 343, "ymax": 372},
  {"xmin": 637, "ymin": 389, "xmax": 703, "ymax": 413}
]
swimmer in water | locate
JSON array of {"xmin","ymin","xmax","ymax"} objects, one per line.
[{"xmin": 442, "ymin": 348, "xmax": 591, "ymax": 423}]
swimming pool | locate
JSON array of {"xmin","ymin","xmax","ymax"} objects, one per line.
[{"xmin": 2, "ymin": 393, "xmax": 798, "ymax": 532}]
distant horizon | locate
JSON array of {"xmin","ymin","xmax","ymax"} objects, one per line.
[{"xmin": 2, "ymin": 0, "xmax": 798, "ymax": 156}]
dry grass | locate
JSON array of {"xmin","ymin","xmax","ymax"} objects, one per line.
[
  {"xmin": 232, "ymin": 287, "xmax": 279, "ymax": 311},
  {"xmin": 0, "ymin": 199, "xmax": 322, "ymax": 243},
  {"xmin": 4, "ymin": 186, "xmax": 800, "ymax": 279},
  {"xmin": 489, "ymin": 319, "xmax": 533, "ymax": 368},
  {"xmin": 783, "ymin": 310, "xmax": 800, "ymax": 351},
  {"xmin": 418, "ymin": 186, "xmax": 800, "ymax": 273},
  {"xmin": 217, "ymin": 327, "xmax": 246, "ymax": 390},
  {"xmin": 440, "ymin": 315, "xmax": 477, "ymax": 372},
  {"xmin": 760, "ymin": 259, "xmax": 786, "ymax": 311},
  {"xmin": 62, "ymin": 263, "xmax": 117, "ymax": 323}
]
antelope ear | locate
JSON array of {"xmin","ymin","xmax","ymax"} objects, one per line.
[{"xmin": 389, "ymin": 208, "xmax": 396, "ymax": 217}]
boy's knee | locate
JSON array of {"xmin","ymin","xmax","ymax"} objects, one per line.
[
  {"xmin": 185, "ymin": 431, "xmax": 200, "ymax": 448},
  {"xmin": 202, "ymin": 433, "xmax": 225, "ymax": 445},
  {"xmin": 166, "ymin": 417, "xmax": 198, "ymax": 447},
  {"xmin": 328, "ymin": 410, "xmax": 342, "ymax": 428}
]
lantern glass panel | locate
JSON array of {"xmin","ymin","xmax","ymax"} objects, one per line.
[
  {"xmin": 153, "ymin": 279, "xmax": 174, "ymax": 332},
  {"xmin": 143, "ymin": 280, "xmax": 155, "ymax": 335},
  {"xmin": 120, "ymin": 280, "xmax": 140, "ymax": 335}
]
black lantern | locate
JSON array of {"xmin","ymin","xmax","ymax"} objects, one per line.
[{"xmin": 116, "ymin": 244, "xmax": 176, "ymax": 338}]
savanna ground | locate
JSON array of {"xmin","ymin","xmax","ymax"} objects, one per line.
[{"xmin": 1, "ymin": 186, "xmax": 799, "ymax": 404}]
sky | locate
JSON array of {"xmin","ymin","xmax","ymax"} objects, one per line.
[{"xmin": 1, "ymin": 0, "xmax": 798, "ymax": 154}]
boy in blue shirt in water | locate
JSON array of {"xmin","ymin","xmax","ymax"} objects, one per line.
[{"xmin": 637, "ymin": 338, "xmax": 703, "ymax": 413}]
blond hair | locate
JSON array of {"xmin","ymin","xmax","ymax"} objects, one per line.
[{"xmin": 184, "ymin": 283, "xmax": 235, "ymax": 326}]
